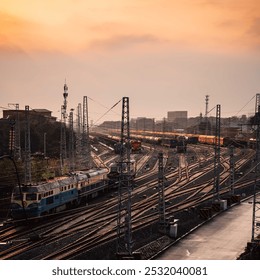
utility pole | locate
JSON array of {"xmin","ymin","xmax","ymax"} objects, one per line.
[
  {"xmin": 82, "ymin": 96, "xmax": 91, "ymax": 169},
  {"xmin": 251, "ymin": 93, "xmax": 260, "ymax": 243},
  {"xmin": 117, "ymin": 97, "xmax": 133, "ymax": 258},
  {"xmin": 214, "ymin": 104, "xmax": 221, "ymax": 200},
  {"xmin": 24, "ymin": 105, "xmax": 31, "ymax": 184},
  {"xmin": 60, "ymin": 82, "xmax": 68, "ymax": 174}
]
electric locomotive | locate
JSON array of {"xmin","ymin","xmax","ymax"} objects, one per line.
[{"xmin": 10, "ymin": 168, "xmax": 108, "ymax": 219}]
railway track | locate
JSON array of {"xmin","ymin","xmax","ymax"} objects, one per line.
[{"xmin": 0, "ymin": 144, "xmax": 256, "ymax": 259}]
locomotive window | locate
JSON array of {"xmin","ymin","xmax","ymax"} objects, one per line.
[
  {"xmin": 26, "ymin": 194, "xmax": 37, "ymax": 200},
  {"xmin": 13, "ymin": 194, "xmax": 22, "ymax": 200}
]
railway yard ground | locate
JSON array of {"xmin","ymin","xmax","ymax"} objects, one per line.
[
  {"xmin": 0, "ymin": 136, "xmax": 259, "ymax": 260},
  {"xmin": 156, "ymin": 196, "xmax": 254, "ymax": 260}
]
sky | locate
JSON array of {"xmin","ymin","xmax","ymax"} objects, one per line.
[{"xmin": 0, "ymin": 0, "xmax": 260, "ymax": 124}]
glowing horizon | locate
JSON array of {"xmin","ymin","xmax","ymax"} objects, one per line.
[
  {"xmin": 0, "ymin": 0, "xmax": 259, "ymax": 122},
  {"xmin": 0, "ymin": 0, "xmax": 259, "ymax": 54}
]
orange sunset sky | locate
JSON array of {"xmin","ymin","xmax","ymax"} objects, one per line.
[{"xmin": 0, "ymin": 0, "xmax": 260, "ymax": 122}]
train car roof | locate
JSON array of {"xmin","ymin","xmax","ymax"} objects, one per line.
[
  {"xmin": 76, "ymin": 168, "xmax": 108, "ymax": 178},
  {"xmin": 14, "ymin": 176, "xmax": 77, "ymax": 193}
]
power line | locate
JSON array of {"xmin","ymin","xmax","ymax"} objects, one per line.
[
  {"xmin": 235, "ymin": 95, "xmax": 255, "ymax": 116},
  {"xmin": 92, "ymin": 99, "xmax": 122, "ymax": 126}
]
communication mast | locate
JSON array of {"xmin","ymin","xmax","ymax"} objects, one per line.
[
  {"xmin": 205, "ymin": 95, "xmax": 209, "ymax": 118},
  {"xmin": 214, "ymin": 104, "xmax": 221, "ymax": 200},
  {"xmin": 205, "ymin": 95, "xmax": 209, "ymax": 135},
  {"xmin": 24, "ymin": 105, "xmax": 31, "ymax": 184},
  {"xmin": 251, "ymin": 93, "xmax": 260, "ymax": 243},
  {"xmin": 82, "ymin": 96, "xmax": 91, "ymax": 169},
  {"xmin": 60, "ymin": 82, "xmax": 68, "ymax": 174},
  {"xmin": 117, "ymin": 97, "xmax": 133, "ymax": 257}
]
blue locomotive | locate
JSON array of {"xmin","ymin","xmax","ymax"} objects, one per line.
[{"xmin": 10, "ymin": 168, "xmax": 108, "ymax": 219}]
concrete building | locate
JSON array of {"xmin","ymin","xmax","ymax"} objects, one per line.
[
  {"xmin": 132, "ymin": 117, "xmax": 155, "ymax": 131},
  {"xmin": 2, "ymin": 109, "xmax": 57, "ymax": 122},
  {"xmin": 167, "ymin": 111, "xmax": 188, "ymax": 129}
]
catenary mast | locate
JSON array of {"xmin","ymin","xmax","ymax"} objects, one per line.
[
  {"xmin": 82, "ymin": 96, "xmax": 91, "ymax": 169},
  {"xmin": 8, "ymin": 103, "xmax": 21, "ymax": 160},
  {"xmin": 117, "ymin": 97, "xmax": 133, "ymax": 257},
  {"xmin": 158, "ymin": 152, "xmax": 166, "ymax": 232},
  {"xmin": 69, "ymin": 109, "xmax": 75, "ymax": 172},
  {"xmin": 251, "ymin": 93, "xmax": 260, "ymax": 243},
  {"xmin": 214, "ymin": 104, "xmax": 221, "ymax": 200},
  {"xmin": 24, "ymin": 105, "xmax": 31, "ymax": 184}
]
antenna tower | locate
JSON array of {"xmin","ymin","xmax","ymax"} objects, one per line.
[
  {"xmin": 205, "ymin": 95, "xmax": 209, "ymax": 135},
  {"xmin": 60, "ymin": 82, "xmax": 68, "ymax": 174},
  {"xmin": 205, "ymin": 95, "xmax": 209, "ymax": 118}
]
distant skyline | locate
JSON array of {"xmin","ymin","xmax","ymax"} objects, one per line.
[{"xmin": 0, "ymin": 0, "xmax": 259, "ymax": 124}]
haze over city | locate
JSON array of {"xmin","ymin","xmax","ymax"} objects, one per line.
[{"xmin": 0, "ymin": 0, "xmax": 259, "ymax": 123}]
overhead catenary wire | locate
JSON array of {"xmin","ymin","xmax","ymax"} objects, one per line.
[
  {"xmin": 234, "ymin": 94, "xmax": 256, "ymax": 116},
  {"xmin": 92, "ymin": 99, "xmax": 122, "ymax": 127},
  {"xmin": 87, "ymin": 96, "xmax": 121, "ymax": 116},
  {"xmin": 207, "ymin": 105, "xmax": 216, "ymax": 115}
]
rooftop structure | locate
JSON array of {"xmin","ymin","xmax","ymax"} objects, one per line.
[{"xmin": 2, "ymin": 108, "xmax": 57, "ymax": 122}]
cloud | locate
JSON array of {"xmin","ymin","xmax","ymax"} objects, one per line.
[
  {"xmin": 0, "ymin": 45, "xmax": 28, "ymax": 56},
  {"xmin": 88, "ymin": 34, "xmax": 165, "ymax": 51},
  {"xmin": 247, "ymin": 17, "xmax": 260, "ymax": 37},
  {"xmin": 242, "ymin": 17, "xmax": 260, "ymax": 51},
  {"xmin": 0, "ymin": 11, "xmax": 42, "ymax": 52}
]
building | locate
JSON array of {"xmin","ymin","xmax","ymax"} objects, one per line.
[
  {"xmin": 167, "ymin": 111, "xmax": 188, "ymax": 129},
  {"xmin": 132, "ymin": 117, "xmax": 155, "ymax": 131},
  {"xmin": 2, "ymin": 109, "xmax": 57, "ymax": 122}
]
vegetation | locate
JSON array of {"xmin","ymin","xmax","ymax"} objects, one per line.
[{"xmin": 0, "ymin": 114, "xmax": 71, "ymax": 186}]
